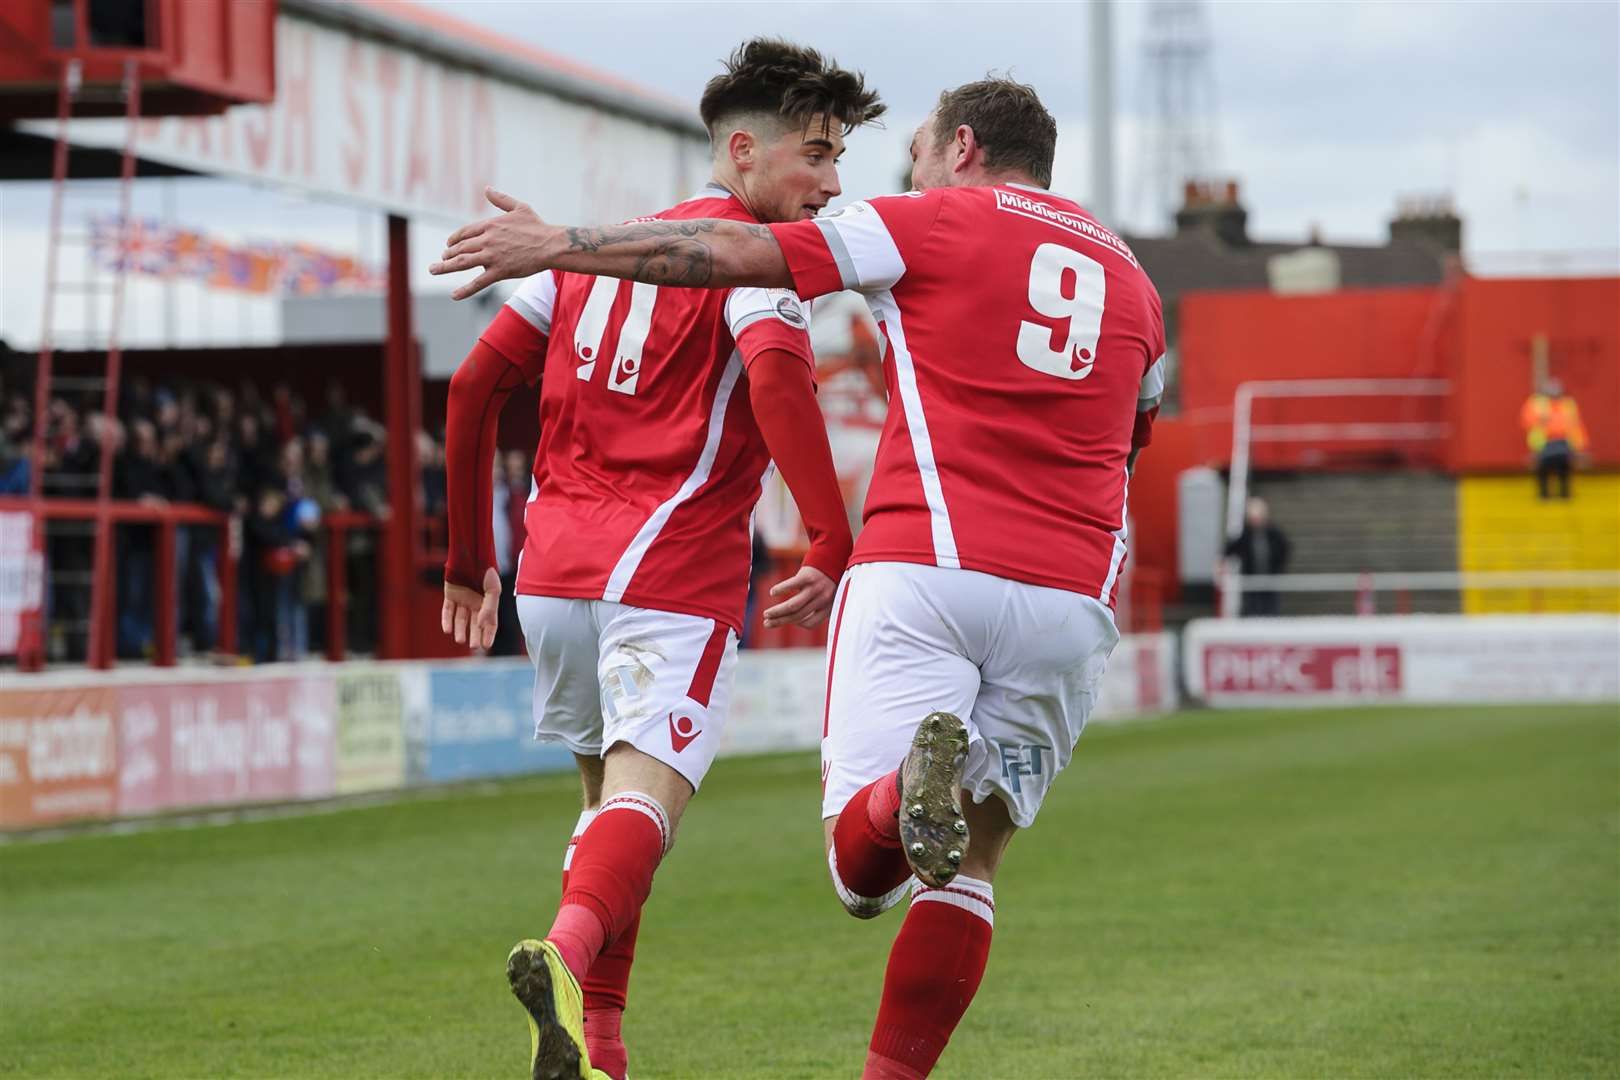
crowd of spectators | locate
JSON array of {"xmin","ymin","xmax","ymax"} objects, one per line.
[{"xmin": 0, "ymin": 365, "xmax": 451, "ymax": 664}]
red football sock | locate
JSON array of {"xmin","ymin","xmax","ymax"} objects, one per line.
[
  {"xmin": 581, "ymin": 911, "xmax": 638, "ymax": 1080},
  {"xmin": 559, "ymin": 807, "xmax": 596, "ymax": 894},
  {"xmin": 556, "ymin": 808, "xmax": 634, "ymax": 1080},
  {"xmin": 866, "ymin": 767, "xmax": 903, "ymax": 838},
  {"xmin": 864, "ymin": 876, "xmax": 994, "ymax": 1079},
  {"xmin": 547, "ymin": 791, "xmax": 668, "ymax": 981},
  {"xmin": 583, "ymin": 995, "xmax": 629, "ymax": 1080},
  {"xmin": 830, "ymin": 773, "xmax": 910, "ymax": 910}
]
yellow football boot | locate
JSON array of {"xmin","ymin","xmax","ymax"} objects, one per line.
[{"xmin": 506, "ymin": 939, "xmax": 591, "ymax": 1080}]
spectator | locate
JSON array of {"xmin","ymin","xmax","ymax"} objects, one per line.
[
  {"xmin": 1225, "ymin": 496, "xmax": 1292, "ymax": 617},
  {"xmin": 1520, "ymin": 377, "xmax": 1590, "ymax": 500},
  {"xmin": 0, "ymin": 390, "xmax": 31, "ymax": 492},
  {"xmin": 0, "ymin": 427, "xmax": 27, "ymax": 495},
  {"xmin": 114, "ymin": 418, "xmax": 168, "ymax": 657},
  {"xmin": 185, "ymin": 438, "xmax": 236, "ymax": 652},
  {"xmin": 235, "ymin": 411, "xmax": 275, "ymax": 506},
  {"xmin": 43, "ymin": 400, "xmax": 100, "ymax": 496},
  {"xmin": 275, "ymin": 437, "xmax": 318, "ymax": 659},
  {"xmin": 419, "ymin": 430, "xmax": 448, "ymax": 519},
  {"xmin": 488, "ymin": 450, "xmax": 528, "ymax": 657},
  {"xmin": 243, "ymin": 486, "xmax": 307, "ymax": 663}
]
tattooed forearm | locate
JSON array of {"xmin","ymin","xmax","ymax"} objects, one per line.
[
  {"xmin": 632, "ymin": 239, "xmax": 714, "ymax": 287},
  {"xmin": 550, "ymin": 218, "xmax": 789, "ymax": 289},
  {"xmin": 563, "ymin": 220, "xmax": 722, "ymax": 254}
]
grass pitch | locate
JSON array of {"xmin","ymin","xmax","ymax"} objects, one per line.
[{"xmin": 2, "ymin": 703, "xmax": 1616, "ymax": 1078}]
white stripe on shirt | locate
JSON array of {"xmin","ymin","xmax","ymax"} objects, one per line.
[
  {"xmin": 867, "ymin": 290, "xmax": 958, "ymax": 568},
  {"xmin": 602, "ymin": 352, "xmax": 744, "ymax": 601}
]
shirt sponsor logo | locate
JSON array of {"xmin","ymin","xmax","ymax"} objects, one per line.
[{"xmin": 993, "ymin": 189, "xmax": 1139, "ymax": 268}]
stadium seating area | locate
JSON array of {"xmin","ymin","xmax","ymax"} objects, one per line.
[{"xmin": 0, "ymin": 360, "xmax": 443, "ymax": 663}]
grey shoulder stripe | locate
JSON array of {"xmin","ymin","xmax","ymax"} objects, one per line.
[{"xmin": 815, "ymin": 217, "xmax": 859, "ymax": 291}]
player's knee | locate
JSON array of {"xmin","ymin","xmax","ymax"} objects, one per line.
[
  {"xmin": 832, "ymin": 885, "xmax": 894, "ymax": 920},
  {"xmin": 825, "ymin": 848, "xmax": 909, "ymax": 919}
]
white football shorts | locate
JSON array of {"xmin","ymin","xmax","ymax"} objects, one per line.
[
  {"xmin": 821, "ymin": 562, "xmax": 1119, "ymax": 828},
  {"xmin": 516, "ymin": 594, "xmax": 737, "ymax": 792}
]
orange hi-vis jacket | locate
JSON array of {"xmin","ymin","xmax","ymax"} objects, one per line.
[{"xmin": 1520, "ymin": 393, "xmax": 1589, "ymax": 453}]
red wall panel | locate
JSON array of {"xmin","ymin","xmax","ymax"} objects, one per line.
[
  {"xmin": 1125, "ymin": 417, "xmax": 1214, "ymax": 601},
  {"xmin": 1178, "ymin": 287, "xmax": 1448, "ymax": 470},
  {"xmin": 1447, "ymin": 277, "xmax": 1620, "ymax": 471}
]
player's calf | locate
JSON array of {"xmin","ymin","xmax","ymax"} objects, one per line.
[
  {"xmin": 827, "ymin": 773, "xmax": 913, "ymax": 918},
  {"xmin": 864, "ymin": 876, "xmax": 995, "ymax": 1080}
]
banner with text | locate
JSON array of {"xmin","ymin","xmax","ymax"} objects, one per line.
[
  {"xmin": 1185, "ymin": 615, "xmax": 1620, "ymax": 706},
  {"xmin": 116, "ymin": 675, "xmax": 336, "ymax": 815},
  {"xmin": 0, "ymin": 685, "xmax": 118, "ymax": 829},
  {"xmin": 27, "ymin": 13, "xmax": 709, "ymax": 225}
]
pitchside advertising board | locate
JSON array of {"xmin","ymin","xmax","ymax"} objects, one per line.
[
  {"xmin": 1185, "ymin": 615, "xmax": 1620, "ymax": 707},
  {"xmin": 0, "ymin": 638, "xmax": 1180, "ymax": 831},
  {"xmin": 417, "ymin": 663, "xmax": 572, "ymax": 782},
  {"xmin": 0, "ymin": 510, "xmax": 44, "ymax": 659},
  {"xmin": 116, "ymin": 675, "xmax": 336, "ymax": 815}
]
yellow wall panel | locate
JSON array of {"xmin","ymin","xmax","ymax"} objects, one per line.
[{"xmin": 1457, "ymin": 474, "xmax": 1620, "ymax": 613}]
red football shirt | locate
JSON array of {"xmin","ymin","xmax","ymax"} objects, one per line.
[
  {"xmin": 479, "ymin": 185, "xmax": 815, "ymax": 630},
  {"xmin": 769, "ymin": 184, "xmax": 1166, "ymax": 607}
]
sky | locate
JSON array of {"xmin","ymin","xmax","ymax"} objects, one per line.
[
  {"xmin": 416, "ymin": 0, "xmax": 1619, "ymax": 255},
  {"xmin": 1, "ymin": 0, "xmax": 1615, "ymax": 349}
]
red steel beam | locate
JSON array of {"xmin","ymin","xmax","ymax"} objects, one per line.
[
  {"xmin": 154, "ymin": 520, "xmax": 177, "ymax": 666},
  {"xmin": 379, "ymin": 214, "xmax": 420, "ymax": 660}
]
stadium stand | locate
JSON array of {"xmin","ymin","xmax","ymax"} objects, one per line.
[{"xmin": 1249, "ymin": 472, "xmax": 1460, "ymax": 614}]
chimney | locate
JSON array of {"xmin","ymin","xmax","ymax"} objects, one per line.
[
  {"xmin": 1175, "ymin": 178, "xmax": 1248, "ymax": 246},
  {"xmin": 1389, "ymin": 193, "xmax": 1463, "ymax": 252}
]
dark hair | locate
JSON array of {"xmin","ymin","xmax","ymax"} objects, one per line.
[
  {"xmin": 932, "ymin": 77, "xmax": 1057, "ymax": 187},
  {"xmin": 699, "ymin": 38, "xmax": 885, "ymax": 142}
]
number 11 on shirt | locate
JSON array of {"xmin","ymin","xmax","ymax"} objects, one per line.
[{"xmin": 573, "ymin": 276, "xmax": 658, "ymax": 395}]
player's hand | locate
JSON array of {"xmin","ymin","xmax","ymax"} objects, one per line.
[
  {"xmin": 429, "ymin": 188, "xmax": 557, "ymax": 300},
  {"xmin": 441, "ymin": 566, "xmax": 502, "ymax": 651},
  {"xmin": 762, "ymin": 565, "xmax": 837, "ymax": 629}
]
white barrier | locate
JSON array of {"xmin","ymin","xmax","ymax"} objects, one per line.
[
  {"xmin": 1184, "ymin": 615, "xmax": 1620, "ymax": 707},
  {"xmin": 1093, "ymin": 632, "xmax": 1181, "ymax": 722}
]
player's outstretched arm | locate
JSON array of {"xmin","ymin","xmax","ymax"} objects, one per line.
[{"xmin": 429, "ymin": 188, "xmax": 792, "ymax": 300}]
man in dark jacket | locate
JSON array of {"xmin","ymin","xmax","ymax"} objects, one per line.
[
  {"xmin": 114, "ymin": 418, "xmax": 169, "ymax": 656},
  {"xmin": 1225, "ymin": 497, "xmax": 1292, "ymax": 616}
]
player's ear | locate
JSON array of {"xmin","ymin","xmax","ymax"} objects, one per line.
[
  {"xmin": 952, "ymin": 124, "xmax": 977, "ymax": 176},
  {"xmin": 727, "ymin": 128, "xmax": 757, "ymax": 172}
]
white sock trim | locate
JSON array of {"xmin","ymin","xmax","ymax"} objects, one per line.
[
  {"xmin": 827, "ymin": 845, "xmax": 913, "ymax": 919},
  {"xmin": 598, "ymin": 791, "xmax": 671, "ymax": 854},
  {"xmin": 911, "ymin": 874, "xmax": 995, "ymax": 928},
  {"xmin": 562, "ymin": 808, "xmax": 598, "ymax": 870}
]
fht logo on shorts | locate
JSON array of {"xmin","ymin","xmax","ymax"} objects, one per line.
[{"xmin": 997, "ymin": 741, "xmax": 1050, "ymax": 794}]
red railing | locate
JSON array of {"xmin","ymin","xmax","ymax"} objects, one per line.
[{"xmin": 0, "ymin": 497, "xmax": 379, "ymax": 669}]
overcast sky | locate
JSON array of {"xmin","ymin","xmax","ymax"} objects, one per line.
[
  {"xmin": 2, "ymin": 0, "xmax": 1614, "ymax": 349},
  {"xmin": 420, "ymin": 0, "xmax": 1619, "ymax": 258}
]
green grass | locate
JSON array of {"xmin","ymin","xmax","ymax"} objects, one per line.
[{"xmin": 2, "ymin": 703, "xmax": 1617, "ymax": 1079}]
